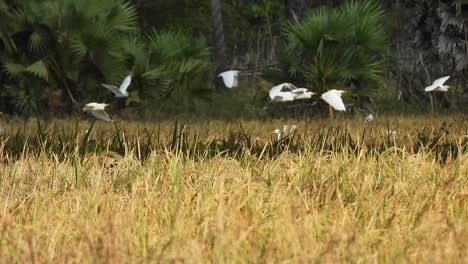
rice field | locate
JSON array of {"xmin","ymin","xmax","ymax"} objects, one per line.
[{"xmin": 0, "ymin": 116, "xmax": 467, "ymax": 262}]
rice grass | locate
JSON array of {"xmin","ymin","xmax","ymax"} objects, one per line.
[{"xmin": 0, "ymin": 116, "xmax": 466, "ymax": 262}]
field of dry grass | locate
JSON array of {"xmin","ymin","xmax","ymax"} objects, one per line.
[{"xmin": 0, "ymin": 116, "xmax": 467, "ymax": 262}]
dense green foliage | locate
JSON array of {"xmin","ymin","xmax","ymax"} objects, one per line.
[
  {"xmin": 0, "ymin": 0, "xmax": 466, "ymax": 118},
  {"xmin": 0, "ymin": 0, "xmax": 212, "ymax": 116},
  {"xmin": 283, "ymin": 1, "xmax": 387, "ymax": 92}
]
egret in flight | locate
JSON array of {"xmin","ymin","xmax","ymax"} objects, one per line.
[
  {"xmin": 424, "ymin": 76, "xmax": 450, "ymax": 92},
  {"xmin": 269, "ymin": 83, "xmax": 296, "ymax": 100},
  {"xmin": 101, "ymin": 75, "xmax": 132, "ymax": 98},
  {"xmin": 424, "ymin": 75, "xmax": 450, "ymax": 113},
  {"xmin": 83, "ymin": 103, "xmax": 114, "ymax": 122},
  {"xmin": 321, "ymin": 89, "xmax": 346, "ymax": 118},
  {"xmin": 271, "ymin": 92, "xmax": 295, "ymax": 102},
  {"xmin": 291, "ymin": 88, "xmax": 315, "ymax": 100},
  {"xmin": 218, "ymin": 70, "xmax": 239, "ymax": 88}
]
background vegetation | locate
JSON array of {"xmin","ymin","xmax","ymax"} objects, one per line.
[
  {"xmin": 0, "ymin": 0, "xmax": 467, "ymax": 118},
  {"xmin": 0, "ymin": 1, "xmax": 467, "ymax": 262}
]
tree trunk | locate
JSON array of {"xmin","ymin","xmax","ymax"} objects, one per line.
[{"xmin": 210, "ymin": 0, "xmax": 227, "ymax": 73}]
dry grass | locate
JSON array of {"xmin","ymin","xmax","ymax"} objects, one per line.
[{"xmin": 0, "ymin": 116, "xmax": 467, "ymax": 263}]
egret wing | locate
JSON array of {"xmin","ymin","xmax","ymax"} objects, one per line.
[
  {"xmin": 321, "ymin": 91, "xmax": 346, "ymax": 111},
  {"xmin": 424, "ymin": 85, "xmax": 436, "ymax": 92},
  {"xmin": 218, "ymin": 71, "xmax": 237, "ymax": 88},
  {"xmin": 119, "ymin": 75, "xmax": 132, "ymax": 94},
  {"xmin": 291, "ymin": 88, "xmax": 308, "ymax": 94},
  {"xmin": 269, "ymin": 83, "xmax": 288, "ymax": 99},
  {"xmin": 90, "ymin": 110, "xmax": 114, "ymax": 122},
  {"xmin": 101, "ymin": 84, "xmax": 121, "ymax": 96},
  {"xmin": 432, "ymin": 75, "xmax": 450, "ymax": 87},
  {"xmin": 294, "ymin": 92, "xmax": 314, "ymax": 100},
  {"xmin": 232, "ymin": 72, "xmax": 239, "ymax": 87}
]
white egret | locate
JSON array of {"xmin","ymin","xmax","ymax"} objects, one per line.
[
  {"xmin": 82, "ymin": 102, "xmax": 114, "ymax": 122},
  {"xmin": 385, "ymin": 129, "xmax": 398, "ymax": 136},
  {"xmin": 320, "ymin": 89, "xmax": 346, "ymax": 118},
  {"xmin": 218, "ymin": 70, "xmax": 239, "ymax": 88},
  {"xmin": 290, "ymin": 125, "xmax": 297, "ymax": 133},
  {"xmin": 272, "ymin": 129, "xmax": 281, "ymax": 141},
  {"xmin": 271, "ymin": 92, "xmax": 295, "ymax": 102},
  {"xmin": 424, "ymin": 75, "xmax": 450, "ymax": 92},
  {"xmin": 365, "ymin": 114, "xmax": 374, "ymax": 123},
  {"xmin": 282, "ymin": 125, "xmax": 289, "ymax": 134},
  {"xmin": 101, "ymin": 75, "xmax": 132, "ymax": 98},
  {"xmin": 269, "ymin": 83, "xmax": 296, "ymax": 100},
  {"xmin": 291, "ymin": 88, "xmax": 315, "ymax": 100}
]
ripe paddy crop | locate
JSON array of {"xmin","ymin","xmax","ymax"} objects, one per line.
[{"xmin": 0, "ymin": 116, "xmax": 466, "ymax": 262}]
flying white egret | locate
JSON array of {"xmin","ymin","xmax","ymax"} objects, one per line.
[
  {"xmin": 291, "ymin": 88, "xmax": 315, "ymax": 100},
  {"xmin": 269, "ymin": 83, "xmax": 296, "ymax": 100},
  {"xmin": 101, "ymin": 75, "xmax": 132, "ymax": 98},
  {"xmin": 271, "ymin": 92, "xmax": 295, "ymax": 102},
  {"xmin": 82, "ymin": 102, "xmax": 114, "ymax": 122},
  {"xmin": 218, "ymin": 70, "xmax": 239, "ymax": 88},
  {"xmin": 321, "ymin": 89, "xmax": 346, "ymax": 109},
  {"xmin": 320, "ymin": 89, "xmax": 346, "ymax": 118},
  {"xmin": 365, "ymin": 114, "xmax": 374, "ymax": 123},
  {"xmin": 424, "ymin": 76, "xmax": 450, "ymax": 92}
]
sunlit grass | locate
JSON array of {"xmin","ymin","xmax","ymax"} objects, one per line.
[{"xmin": 0, "ymin": 116, "xmax": 466, "ymax": 262}]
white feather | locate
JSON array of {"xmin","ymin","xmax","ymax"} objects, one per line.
[
  {"xmin": 82, "ymin": 102, "xmax": 108, "ymax": 111},
  {"xmin": 365, "ymin": 114, "xmax": 374, "ymax": 123},
  {"xmin": 321, "ymin": 89, "xmax": 346, "ymax": 111},
  {"xmin": 271, "ymin": 92, "xmax": 295, "ymax": 102},
  {"xmin": 218, "ymin": 70, "xmax": 239, "ymax": 88},
  {"xmin": 101, "ymin": 75, "xmax": 131, "ymax": 97},
  {"xmin": 425, "ymin": 75, "xmax": 450, "ymax": 92},
  {"xmin": 82, "ymin": 102, "xmax": 113, "ymax": 122},
  {"xmin": 291, "ymin": 88, "xmax": 309, "ymax": 94},
  {"xmin": 119, "ymin": 75, "xmax": 132, "ymax": 94},
  {"xmin": 294, "ymin": 91, "xmax": 315, "ymax": 100},
  {"xmin": 269, "ymin": 83, "xmax": 295, "ymax": 100}
]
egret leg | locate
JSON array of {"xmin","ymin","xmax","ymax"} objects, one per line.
[{"xmin": 328, "ymin": 105, "xmax": 334, "ymax": 119}]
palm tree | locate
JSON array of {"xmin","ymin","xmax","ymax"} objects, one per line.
[
  {"xmin": 283, "ymin": 0, "xmax": 387, "ymax": 93},
  {"xmin": 1, "ymin": 0, "xmax": 138, "ymax": 114}
]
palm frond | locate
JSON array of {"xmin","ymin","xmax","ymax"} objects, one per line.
[{"xmin": 25, "ymin": 60, "xmax": 49, "ymax": 80}]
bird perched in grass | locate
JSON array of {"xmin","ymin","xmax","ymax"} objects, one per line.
[
  {"xmin": 272, "ymin": 128, "xmax": 281, "ymax": 141},
  {"xmin": 101, "ymin": 75, "xmax": 132, "ymax": 98},
  {"xmin": 385, "ymin": 129, "xmax": 398, "ymax": 136},
  {"xmin": 365, "ymin": 114, "xmax": 374, "ymax": 123},
  {"xmin": 218, "ymin": 70, "xmax": 239, "ymax": 88},
  {"xmin": 82, "ymin": 103, "xmax": 114, "ymax": 122}
]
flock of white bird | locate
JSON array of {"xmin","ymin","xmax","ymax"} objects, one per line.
[
  {"xmin": 81, "ymin": 69, "xmax": 451, "ymax": 124},
  {"xmin": 0, "ymin": 69, "xmax": 454, "ymax": 139},
  {"xmin": 219, "ymin": 70, "xmax": 347, "ymax": 113}
]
